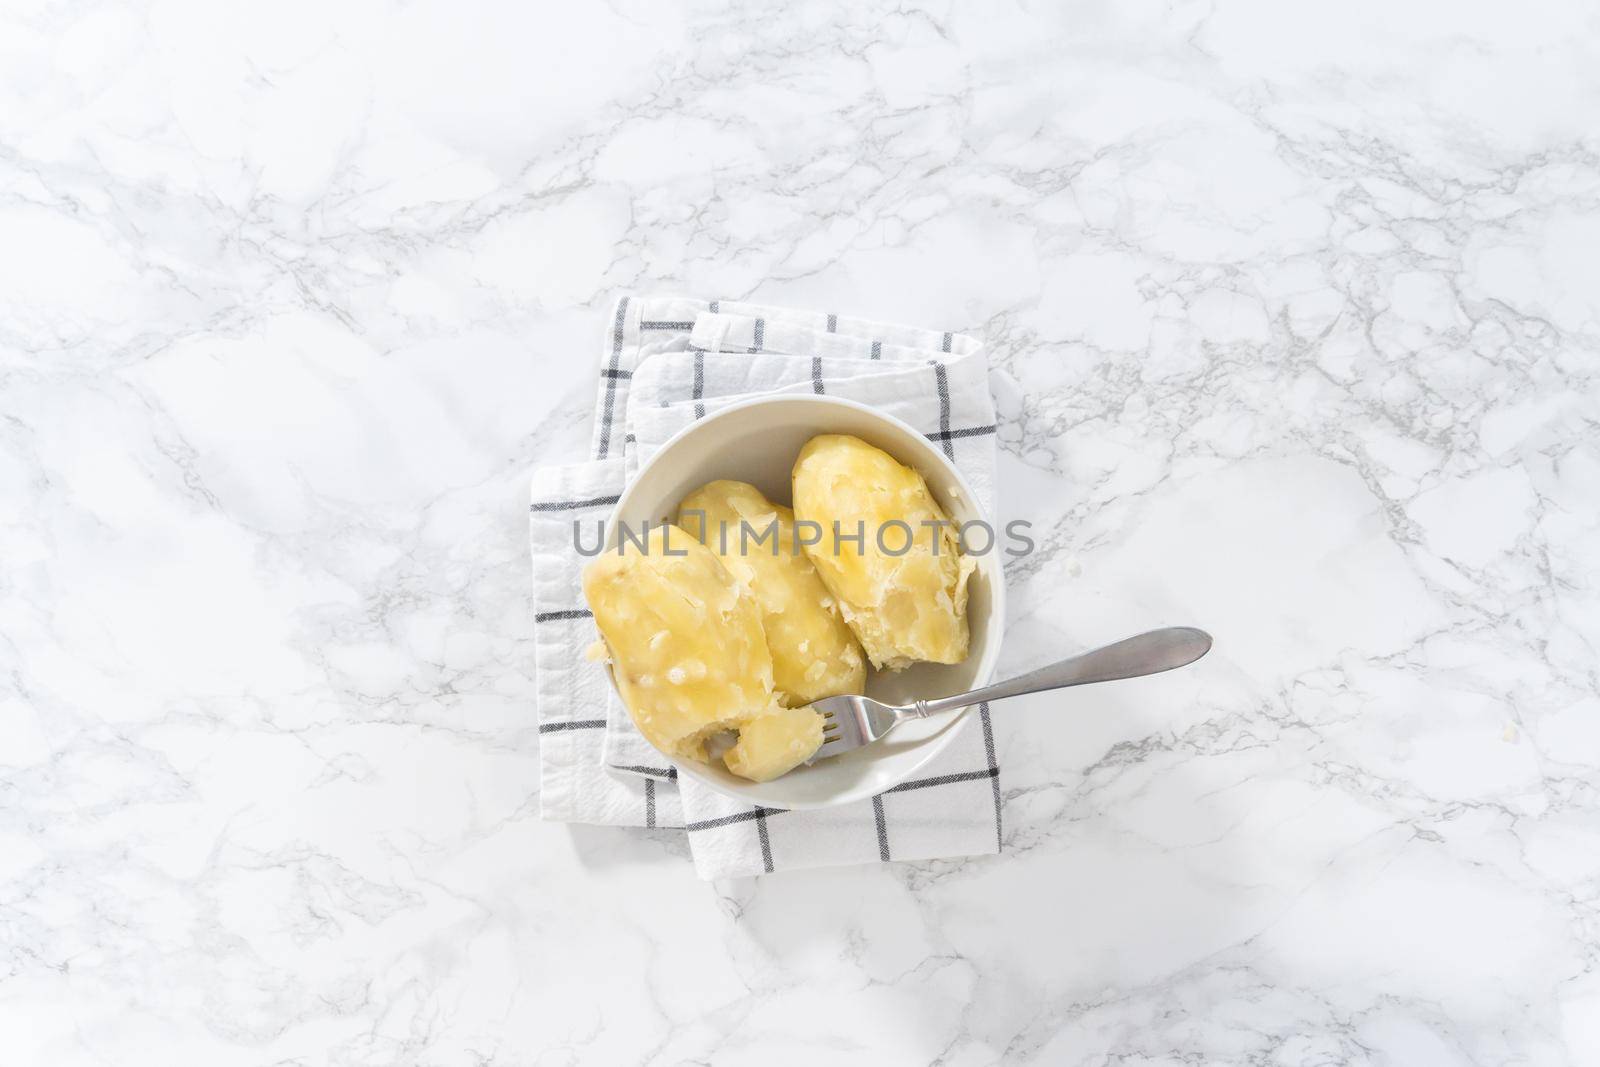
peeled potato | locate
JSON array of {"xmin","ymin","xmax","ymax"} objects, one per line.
[
  {"xmin": 724, "ymin": 705, "xmax": 826, "ymax": 782},
  {"xmin": 583, "ymin": 524, "xmax": 775, "ymax": 762},
  {"xmin": 582, "ymin": 523, "xmax": 822, "ymax": 780},
  {"xmin": 791, "ymin": 434, "xmax": 973, "ymax": 670},
  {"xmin": 678, "ymin": 480, "xmax": 866, "ymax": 707}
]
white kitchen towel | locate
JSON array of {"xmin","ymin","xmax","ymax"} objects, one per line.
[{"xmin": 530, "ymin": 295, "xmax": 1003, "ymax": 878}]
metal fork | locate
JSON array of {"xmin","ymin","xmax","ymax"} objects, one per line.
[{"xmin": 809, "ymin": 627, "xmax": 1213, "ymax": 760}]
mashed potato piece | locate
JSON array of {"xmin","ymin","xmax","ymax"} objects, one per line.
[
  {"xmin": 678, "ymin": 480, "xmax": 866, "ymax": 707},
  {"xmin": 583, "ymin": 523, "xmax": 822, "ymax": 780},
  {"xmin": 791, "ymin": 434, "xmax": 973, "ymax": 670},
  {"xmin": 725, "ymin": 704, "xmax": 826, "ymax": 783}
]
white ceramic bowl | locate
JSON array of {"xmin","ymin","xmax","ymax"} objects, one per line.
[{"xmin": 600, "ymin": 395, "xmax": 1005, "ymax": 810}]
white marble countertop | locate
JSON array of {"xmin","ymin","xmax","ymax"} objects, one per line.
[{"xmin": 4, "ymin": 0, "xmax": 1598, "ymax": 1063}]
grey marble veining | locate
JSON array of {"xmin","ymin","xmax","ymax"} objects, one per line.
[{"xmin": 2, "ymin": 0, "xmax": 1597, "ymax": 1062}]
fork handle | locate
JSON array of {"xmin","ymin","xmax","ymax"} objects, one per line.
[{"xmin": 915, "ymin": 627, "xmax": 1212, "ymax": 717}]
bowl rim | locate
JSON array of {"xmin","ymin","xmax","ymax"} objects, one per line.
[{"xmin": 599, "ymin": 393, "xmax": 1007, "ymax": 810}]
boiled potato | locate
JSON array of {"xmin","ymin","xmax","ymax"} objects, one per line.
[
  {"xmin": 724, "ymin": 704, "xmax": 826, "ymax": 782},
  {"xmin": 677, "ymin": 480, "xmax": 866, "ymax": 707},
  {"xmin": 583, "ymin": 523, "xmax": 823, "ymax": 780},
  {"xmin": 791, "ymin": 434, "xmax": 973, "ymax": 670},
  {"xmin": 583, "ymin": 524, "xmax": 775, "ymax": 762}
]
